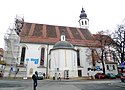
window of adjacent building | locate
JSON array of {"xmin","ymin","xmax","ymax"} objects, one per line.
[
  {"xmin": 20, "ymin": 47, "xmax": 26, "ymax": 65},
  {"xmin": 107, "ymin": 65, "xmax": 109, "ymax": 70},
  {"xmin": 113, "ymin": 65, "xmax": 115, "ymax": 70},
  {"xmin": 77, "ymin": 49, "xmax": 80, "ymax": 66},
  {"xmin": 40, "ymin": 47, "xmax": 45, "ymax": 65}
]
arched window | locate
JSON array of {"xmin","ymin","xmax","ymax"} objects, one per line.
[
  {"xmin": 20, "ymin": 47, "xmax": 26, "ymax": 65},
  {"xmin": 77, "ymin": 49, "xmax": 80, "ymax": 66},
  {"xmin": 40, "ymin": 47, "xmax": 45, "ymax": 65}
]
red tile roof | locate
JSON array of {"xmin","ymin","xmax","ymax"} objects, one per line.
[
  {"xmin": 20, "ymin": 22, "xmax": 100, "ymax": 47},
  {"xmin": 93, "ymin": 34, "xmax": 114, "ymax": 45}
]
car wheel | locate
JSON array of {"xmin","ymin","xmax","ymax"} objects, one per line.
[
  {"xmin": 123, "ymin": 80, "xmax": 125, "ymax": 83},
  {"xmin": 121, "ymin": 79, "xmax": 125, "ymax": 83}
]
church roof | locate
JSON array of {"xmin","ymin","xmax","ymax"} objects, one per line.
[
  {"xmin": 19, "ymin": 22, "xmax": 99, "ymax": 47},
  {"xmin": 53, "ymin": 41, "xmax": 74, "ymax": 49}
]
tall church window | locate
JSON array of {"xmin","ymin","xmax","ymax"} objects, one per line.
[
  {"xmin": 20, "ymin": 47, "xmax": 26, "ymax": 65},
  {"xmin": 40, "ymin": 47, "xmax": 45, "ymax": 65},
  {"xmin": 77, "ymin": 49, "xmax": 80, "ymax": 66}
]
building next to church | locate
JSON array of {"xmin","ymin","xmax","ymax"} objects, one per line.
[{"xmin": 3, "ymin": 8, "xmax": 118, "ymax": 79}]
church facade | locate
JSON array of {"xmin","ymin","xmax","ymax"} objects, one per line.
[{"xmin": 18, "ymin": 8, "xmax": 102, "ymax": 78}]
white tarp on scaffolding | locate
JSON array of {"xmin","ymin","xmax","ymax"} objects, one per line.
[{"xmin": 3, "ymin": 28, "xmax": 20, "ymax": 65}]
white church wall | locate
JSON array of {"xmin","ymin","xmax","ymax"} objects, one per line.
[
  {"xmin": 81, "ymin": 47, "xmax": 92, "ymax": 76},
  {"xmin": 50, "ymin": 49, "xmax": 78, "ymax": 78},
  {"xmin": 19, "ymin": 43, "xmax": 54, "ymax": 77},
  {"xmin": 74, "ymin": 46, "xmax": 92, "ymax": 76},
  {"xmin": 19, "ymin": 42, "xmax": 104, "ymax": 78},
  {"xmin": 44, "ymin": 44, "xmax": 53, "ymax": 67}
]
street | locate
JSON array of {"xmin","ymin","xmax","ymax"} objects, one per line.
[{"xmin": 0, "ymin": 79, "xmax": 125, "ymax": 90}]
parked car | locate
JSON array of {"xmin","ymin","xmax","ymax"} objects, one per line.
[
  {"xmin": 116, "ymin": 73, "xmax": 123, "ymax": 78},
  {"xmin": 120, "ymin": 73, "xmax": 125, "ymax": 83},
  {"xmin": 105, "ymin": 73, "xmax": 116, "ymax": 79},
  {"xmin": 37, "ymin": 72, "xmax": 43, "ymax": 80},
  {"xmin": 95, "ymin": 73, "xmax": 105, "ymax": 79}
]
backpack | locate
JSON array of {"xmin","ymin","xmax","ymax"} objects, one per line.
[{"xmin": 32, "ymin": 74, "xmax": 36, "ymax": 80}]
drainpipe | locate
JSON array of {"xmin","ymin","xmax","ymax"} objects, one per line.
[{"xmin": 46, "ymin": 44, "xmax": 49, "ymax": 78}]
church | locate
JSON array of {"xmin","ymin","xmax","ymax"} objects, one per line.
[
  {"xmin": 3, "ymin": 8, "xmax": 118, "ymax": 79},
  {"xmin": 18, "ymin": 8, "xmax": 101, "ymax": 78}
]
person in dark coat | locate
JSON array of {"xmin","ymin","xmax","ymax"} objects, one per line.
[{"xmin": 32, "ymin": 71, "xmax": 38, "ymax": 90}]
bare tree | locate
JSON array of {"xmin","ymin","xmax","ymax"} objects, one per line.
[
  {"xmin": 112, "ymin": 25, "xmax": 125, "ymax": 63},
  {"xmin": 93, "ymin": 31, "xmax": 113, "ymax": 74}
]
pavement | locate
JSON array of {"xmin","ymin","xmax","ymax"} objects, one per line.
[{"xmin": 0, "ymin": 78, "xmax": 125, "ymax": 90}]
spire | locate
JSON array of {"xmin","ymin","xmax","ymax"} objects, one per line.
[
  {"xmin": 78, "ymin": 7, "xmax": 89, "ymax": 29},
  {"xmin": 79, "ymin": 8, "xmax": 87, "ymax": 18}
]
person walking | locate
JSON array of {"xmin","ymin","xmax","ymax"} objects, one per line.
[
  {"xmin": 58, "ymin": 73, "xmax": 61, "ymax": 80},
  {"xmin": 32, "ymin": 71, "xmax": 38, "ymax": 90},
  {"xmin": 87, "ymin": 68, "xmax": 92, "ymax": 79}
]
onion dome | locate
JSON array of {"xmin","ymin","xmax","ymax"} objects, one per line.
[{"xmin": 79, "ymin": 8, "xmax": 87, "ymax": 18}]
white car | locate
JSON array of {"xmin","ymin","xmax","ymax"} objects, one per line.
[{"xmin": 37, "ymin": 72, "xmax": 43, "ymax": 80}]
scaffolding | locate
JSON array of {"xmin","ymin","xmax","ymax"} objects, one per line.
[{"xmin": 3, "ymin": 15, "xmax": 24, "ymax": 65}]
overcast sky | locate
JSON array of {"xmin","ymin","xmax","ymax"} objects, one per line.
[{"xmin": 0, "ymin": 0, "xmax": 125, "ymax": 48}]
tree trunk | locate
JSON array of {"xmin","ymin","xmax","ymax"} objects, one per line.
[{"xmin": 101, "ymin": 49, "xmax": 105, "ymax": 74}]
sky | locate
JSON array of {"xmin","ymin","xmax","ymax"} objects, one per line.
[{"xmin": 0, "ymin": 0, "xmax": 125, "ymax": 48}]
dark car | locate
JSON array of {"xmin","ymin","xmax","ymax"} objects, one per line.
[
  {"xmin": 95, "ymin": 73, "xmax": 105, "ymax": 79},
  {"xmin": 120, "ymin": 73, "xmax": 125, "ymax": 83},
  {"xmin": 116, "ymin": 73, "xmax": 123, "ymax": 78},
  {"xmin": 105, "ymin": 73, "xmax": 116, "ymax": 79}
]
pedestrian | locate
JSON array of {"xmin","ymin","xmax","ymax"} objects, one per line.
[
  {"xmin": 91, "ymin": 69, "xmax": 95, "ymax": 79},
  {"xmin": 0, "ymin": 71, "xmax": 3, "ymax": 78},
  {"xmin": 14, "ymin": 68, "xmax": 19, "ymax": 78},
  {"xmin": 43, "ymin": 73, "xmax": 45, "ymax": 79},
  {"xmin": 87, "ymin": 68, "xmax": 91, "ymax": 79},
  {"xmin": 58, "ymin": 73, "xmax": 61, "ymax": 80},
  {"xmin": 32, "ymin": 71, "xmax": 38, "ymax": 90}
]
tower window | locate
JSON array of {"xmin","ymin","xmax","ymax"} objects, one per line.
[
  {"xmin": 20, "ymin": 47, "xmax": 26, "ymax": 65},
  {"xmin": 40, "ymin": 47, "xmax": 45, "ymax": 65},
  {"xmin": 85, "ymin": 21, "xmax": 87, "ymax": 25},
  {"xmin": 82, "ymin": 21, "xmax": 84, "ymax": 25}
]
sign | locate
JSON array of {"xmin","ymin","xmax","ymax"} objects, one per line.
[{"xmin": 26, "ymin": 58, "xmax": 39, "ymax": 64}]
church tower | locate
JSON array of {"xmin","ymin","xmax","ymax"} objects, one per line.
[{"xmin": 78, "ymin": 8, "xmax": 89, "ymax": 29}]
